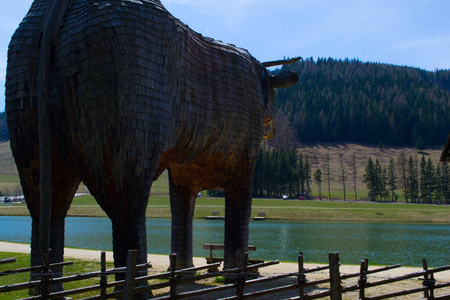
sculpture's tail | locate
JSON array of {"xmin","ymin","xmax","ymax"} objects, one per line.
[{"xmin": 38, "ymin": 0, "xmax": 70, "ymax": 257}]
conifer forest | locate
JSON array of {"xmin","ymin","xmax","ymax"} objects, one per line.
[
  {"xmin": 253, "ymin": 58, "xmax": 450, "ymax": 203},
  {"xmin": 271, "ymin": 57, "xmax": 450, "ymax": 149}
]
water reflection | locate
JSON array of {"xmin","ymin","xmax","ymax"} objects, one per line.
[{"xmin": 2, "ymin": 216, "xmax": 449, "ymax": 267}]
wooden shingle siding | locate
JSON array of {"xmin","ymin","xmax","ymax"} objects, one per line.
[{"xmin": 6, "ymin": 0, "xmax": 298, "ymax": 275}]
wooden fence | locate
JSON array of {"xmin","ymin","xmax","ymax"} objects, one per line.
[{"xmin": 1, "ymin": 250, "xmax": 449, "ymax": 299}]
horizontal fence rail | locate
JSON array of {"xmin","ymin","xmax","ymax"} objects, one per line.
[{"xmin": 0, "ymin": 249, "xmax": 449, "ymax": 299}]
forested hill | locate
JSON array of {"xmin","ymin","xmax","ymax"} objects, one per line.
[{"xmin": 272, "ymin": 58, "xmax": 450, "ymax": 148}]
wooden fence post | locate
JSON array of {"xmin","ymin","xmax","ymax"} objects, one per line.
[
  {"xmin": 123, "ymin": 249, "xmax": 137, "ymax": 300},
  {"xmin": 100, "ymin": 251, "xmax": 107, "ymax": 300},
  {"xmin": 235, "ymin": 250, "xmax": 247, "ymax": 300},
  {"xmin": 40, "ymin": 250, "xmax": 51, "ymax": 300},
  {"xmin": 422, "ymin": 258, "xmax": 436, "ymax": 300},
  {"xmin": 358, "ymin": 259, "xmax": 368, "ymax": 300},
  {"xmin": 169, "ymin": 253, "xmax": 177, "ymax": 300},
  {"xmin": 329, "ymin": 252, "xmax": 342, "ymax": 300},
  {"xmin": 298, "ymin": 252, "xmax": 306, "ymax": 299}
]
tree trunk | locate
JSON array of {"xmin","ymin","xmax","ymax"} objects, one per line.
[{"xmin": 169, "ymin": 173, "xmax": 196, "ymax": 269}]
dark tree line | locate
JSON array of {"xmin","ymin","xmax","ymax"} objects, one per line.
[
  {"xmin": 273, "ymin": 57, "xmax": 450, "ymax": 147},
  {"xmin": 253, "ymin": 147, "xmax": 312, "ymax": 198},
  {"xmin": 363, "ymin": 155, "xmax": 450, "ymax": 204}
]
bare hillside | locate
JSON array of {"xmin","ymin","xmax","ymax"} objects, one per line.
[
  {"xmin": 293, "ymin": 142, "xmax": 444, "ymax": 200},
  {"xmin": 0, "ymin": 141, "xmax": 445, "ymax": 200}
]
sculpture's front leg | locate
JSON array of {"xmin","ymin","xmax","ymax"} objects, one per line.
[
  {"xmin": 223, "ymin": 178, "xmax": 253, "ymax": 270},
  {"xmin": 169, "ymin": 170, "xmax": 196, "ymax": 269}
]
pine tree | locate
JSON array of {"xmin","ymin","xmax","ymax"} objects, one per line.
[
  {"xmin": 298, "ymin": 153, "xmax": 305, "ymax": 195},
  {"xmin": 387, "ymin": 158, "xmax": 397, "ymax": 201},
  {"xmin": 397, "ymin": 152, "xmax": 408, "ymax": 202},
  {"xmin": 420, "ymin": 156, "xmax": 436, "ymax": 203},
  {"xmin": 304, "ymin": 155, "xmax": 312, "ymax": 198},
  {"xmin": 426, "ymin": 158, "xmax": 435, "ymax": 203},
  {"xmin": 380, "ymin": 166, "xmax": 389, "ymax": 201},
  {"xmin": 340, "ymin": 153, "xmax": 346, "ymax": 201},
  {"xmin": 440, "ymin": 162, "xmax": 450, "ymax": 204},
  {"xmin": 288, "ymin": 149, "xmax": 299, "ymax": 197},
  {"xmin": 264, "ymin": 150, "xmax": 273, "ymax": 197},
  {"xmin": 435, "ymin": 163, "xmax": 443, "ymax": 202},
  {"xmin": 326, "ymin": 150, "xmax": 331, "ymax": 200},
  {"xmin": 375, "ymin": 159, "xmax": 387, "ymax": 201},
  {"xmin": 278, "ymin": 148, "xmax": 289, "ymax": 196},
  {"xmin": 314, "ymin": 168, "xmax": 323, "ymax": 200},
  {"xmin": 407, "ymin": 156, "xmax": 419, "ymax": 203},
  {"xmin": 252, "ymin": 148, "xmax": 264, "ymax": 197},
  {"xmin": 352, "ymin": 154, "xmax": 358, "ymax": 201},
  {"xmin": 420, "ymin": 155, "xmax": 427, "ymax": 202},
  {"xmin": 363, "ymin": 157, "xmax": 376, "ymax": 201}
]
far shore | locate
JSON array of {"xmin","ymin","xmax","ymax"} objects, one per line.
[{"xmin": 1, "ymin": 196, "xmax": 450, "ymax": 223}]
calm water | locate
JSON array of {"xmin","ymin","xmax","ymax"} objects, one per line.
[{"xmin": 1, "ymin": 216, "xmax": 449, "ymax": 267}]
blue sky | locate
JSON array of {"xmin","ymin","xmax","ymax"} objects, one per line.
[{"xmin": 1, "ymin": 0, "xmax": 450, "ymax": 112}]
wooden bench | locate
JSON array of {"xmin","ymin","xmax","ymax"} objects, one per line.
[{"xmin": 203, "ymin": 244, "xmax": 264, "ymax": 273}]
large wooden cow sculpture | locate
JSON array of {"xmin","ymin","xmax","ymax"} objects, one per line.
[{"xmin": 5, "ymin": 0, "xmax": 300, "ymax": 292}]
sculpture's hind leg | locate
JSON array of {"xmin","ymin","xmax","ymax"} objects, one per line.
[
  {"xmin": 80, "ymin": 164, "xmax": 153, "ymax": 299},
  {"xmin": 29, "ymin": 180, "xmax": 80, "ymax": 294},
  {"xmin": 168, "ymin": 169, "xmax": 196, "ymax": 269},
  {"xmin": 14, "ymin": 144, "xmax": 80, "ymax": 294},
  {"xmin": 78, "ymin": 149, "xmax": 157, "ymax": 298}
]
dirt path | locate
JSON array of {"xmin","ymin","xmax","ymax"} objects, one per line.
[{"xmin": 1, "ymin": 241, "xmax": 449, "ymax": 299}]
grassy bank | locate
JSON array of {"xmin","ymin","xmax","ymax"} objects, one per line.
[
  {"xmin": 1, "ymin": 195, "xmax": 449, "ymax": 223},
  {"xmin": 0, "ymin": 251, "xmax": 115, "ymax": 299}
]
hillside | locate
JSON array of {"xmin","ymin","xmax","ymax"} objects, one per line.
[
  {"xmin": 0, "ymin": 141, "xmax": 19, "ymax": 196},
  {"xmin": 0, "ymin": 140, "xmax": 445, "ymax": 202},
  {"xmin": 0, "ymin": 113, "xmax": 8, "ymax": 142},
  {"xmin": 285, "ymin": 142, "xmax": 443, "ymax": 201},
  {"xmin": 271, "ymin": 58, "xmax": 450, "ymax": 149}
]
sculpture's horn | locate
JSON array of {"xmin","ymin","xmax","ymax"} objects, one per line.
[
  {"xmin": 262, "ymin": 56, "xmax": 302, "ymax": 68},
  {"xmin": 270, "ymin": 71, "xmax": 299, "ymax": 89}
]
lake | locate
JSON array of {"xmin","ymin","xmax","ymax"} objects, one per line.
[{"xmin": 1, "ymin": 216, "xmax": 449, "ymax": 267}]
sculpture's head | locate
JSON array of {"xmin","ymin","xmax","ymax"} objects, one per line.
[{"xmin": 260, "ymin": 57, "xmax": 301, "ymax": 140}]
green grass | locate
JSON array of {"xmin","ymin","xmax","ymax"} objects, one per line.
[
  {"xmin": 0, "ymin": 252, "xmax": 116, "ymax": 299},
  {"xmin": 0, "ymin": 174, "xmax": 19, "ymax": 183},
  {"xmin": 2, "ymin": 195, "xmax": 449, "ymax": 223}
]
